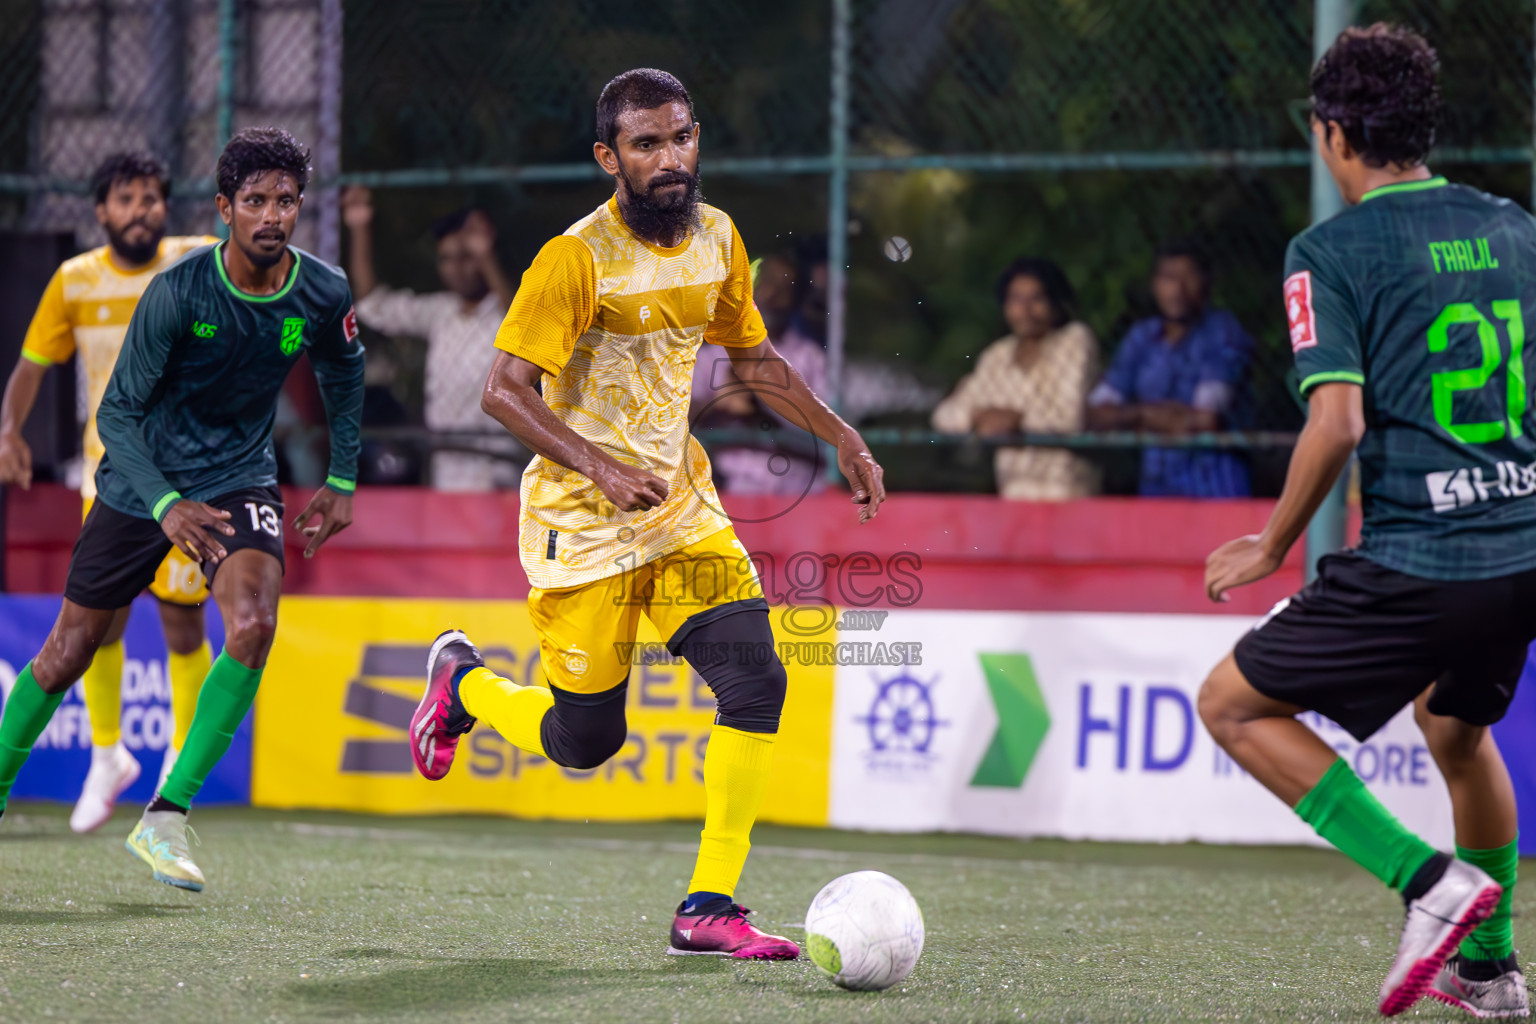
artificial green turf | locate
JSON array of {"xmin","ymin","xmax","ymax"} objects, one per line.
[{"xmin": 0, "ymin": 801, "xmax": 1522, "ymax": 1022}]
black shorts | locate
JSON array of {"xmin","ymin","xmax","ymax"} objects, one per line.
[
  {"xmin": 64, "ymin": 487, "xmax": 286, "ymax": 610},
  {"xmin": 1234, "ymin": 550, "xmax": 1536, "ymax": 742}
]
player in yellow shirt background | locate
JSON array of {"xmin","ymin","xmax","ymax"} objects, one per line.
[
  {"xmin": 409, "ymin": 68, "xmax": 886, "ymax": 958},
  {"xmin": 0, "ymin": 153, "xmax": 217, "ymax": 833}
]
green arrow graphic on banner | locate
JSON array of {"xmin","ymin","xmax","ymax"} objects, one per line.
[{"xmin": 969, "ymin": 653, "xmax": 1051, "ymax": 788}]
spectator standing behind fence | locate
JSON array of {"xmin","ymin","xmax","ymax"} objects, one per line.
[
  {"xmin": 341, "ymin": 187, "xmax": 518, "ymax": 490},
  {"xmin": 931, "ymin": 258, "xmax": 1098, "ymax": 500},
  {"xmin": 1086, "ymin": 241, "xmax": 1255, "ymax": 497},
  {"xmin": 691, "ymin": 252, "xmax": 828, "ymax": 494}
]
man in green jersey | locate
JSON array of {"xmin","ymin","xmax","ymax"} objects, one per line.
[
  {"xmin": 1199, "ymin": 25, "xmax": 1533, "ymax": 1019},
  {"xmin": 0, "ymin": 127, "xmax": 363, "ymax": 892}
]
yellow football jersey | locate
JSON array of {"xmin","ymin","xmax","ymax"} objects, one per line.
[
  {"xmin": 21, "ymin": 236, "xmax": 215, "ymax": 499},
  {"xmin": 494, "ymin": 197, "xmax": 767, "ymax": 590}
]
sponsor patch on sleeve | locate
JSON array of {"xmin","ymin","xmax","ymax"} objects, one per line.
[
  {"xmin": 1283, "ymin": 270, "xmax": 1316, "ymax": 352},
  {"xmin": 343, "ymin": 305, "xmax": 359, "ymax": 344}
]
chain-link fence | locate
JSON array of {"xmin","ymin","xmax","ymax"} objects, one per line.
[
  {"xmin": 1, "ymin": 0, "xmax": 1533, "ymax": 495},
  {"xmin": 0, "ymin": 0, "xmax": 340, "ymax": 249}
]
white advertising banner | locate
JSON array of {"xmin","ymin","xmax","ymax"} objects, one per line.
[{"xmin": 828, "ymin": 611, "xmax": 1454, "ymax": 848}]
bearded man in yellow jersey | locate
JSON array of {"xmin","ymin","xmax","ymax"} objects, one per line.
[
  {"xmin": 0, "ymin": 153, "xmax": 217, "ymax": 833},
  {"xmin": 409, "ymin": 69, "xmax": 886, "ymax": 958}
]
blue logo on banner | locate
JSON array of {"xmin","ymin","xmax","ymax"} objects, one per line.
[
  {"xmin": 0, "ymin": 594, "xmax": 249, "ymax": 805},
  {"xmin": 855, "ymin": 672, "xmax": 948, "ymax": 776}
]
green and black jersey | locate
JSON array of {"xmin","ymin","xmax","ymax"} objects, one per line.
[
  {"xmin": 96, "ymin": 242, "xmax": 364, "ymax": 521},
  {"xmin": 1285, "ymin": 176, "xmax": 1536, "ymax": 579}
]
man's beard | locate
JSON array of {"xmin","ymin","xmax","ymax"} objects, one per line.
[
  {"xmin": 616, "ymin": 159, "xmax": 703, "ymax": 243},
  {"xmin": 106, "ymin": 220, "xmax": 164, "ymax": 265}
]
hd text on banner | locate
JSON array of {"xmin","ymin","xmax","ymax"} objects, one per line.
[
  {"xmin": 250, "ymin": 597, "xmax": 834, "ymax": 825},
  {"xmin": 0, "ymin": 594, "xmax": 249, "ymax": 805}
]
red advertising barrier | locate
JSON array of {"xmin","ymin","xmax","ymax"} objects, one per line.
[{"xmin": 4, "ymin": 484, "xmax": 1331, "ymax": 614}]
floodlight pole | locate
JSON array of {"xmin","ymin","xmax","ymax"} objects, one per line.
[{"xmin": 1303, "ymin": 0, "xmax": 1355, "ymax": 581}]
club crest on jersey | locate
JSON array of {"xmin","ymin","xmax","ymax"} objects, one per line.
[
  {"xmin": 1283, "ymin": 270, "xmax": 1317, "ymax": 352},
  {"xmin": 279, "ymin": 317, "xmax": 306, "ymax": 355},
  {"xmin": 342, "ymin": 306, "xmax": 359, "ymax": 344}
]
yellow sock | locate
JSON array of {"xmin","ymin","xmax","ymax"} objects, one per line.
[
  {"xmin": 688, "ymin": 725, "xmax": 777, "ymax": 897},
  {"xmin": 82, "ymin": 639, "xmax": 124, "ymax": 747},
  {"xmin": 167, "ymin": 642, "xmax": 211, "ymax": 752},
  {"xmin": 457, "ymin": 667, "xmax": 553, "ymax": 756}
]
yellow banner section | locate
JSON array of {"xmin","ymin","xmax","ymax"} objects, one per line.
[{"xmin": 252, "ymin": 598, "xmax": 832, "ymax": 826}]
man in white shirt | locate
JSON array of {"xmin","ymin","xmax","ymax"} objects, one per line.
[{"xmin": 342, "ymin": 188, "xmax": 520, "ymax": 490}]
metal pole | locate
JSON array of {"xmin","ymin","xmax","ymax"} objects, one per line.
[
  {"xmin": 218, "ymin": 0, "xmax": 235, "ymax": 144},
  {"xmin": 215, "ymin": 0, "xmax": 237, "ymax": 239},
  {"xmin": 1303, "ymin": 0, "xmax": 1354, "ymax": 581},
  {"xmin": 217, "ymin": 0, "xmax": 236, "ymax": 144},
  {"xmin": 145, "ymin": 0, "xmax": 184, "ymax": 196},
  {"xmin": 827, "ymin": 0, "xmax": 850, "ymax": 410},
  {"xmin": 316, "ymin": 0, "xmax": 344, "ymax": 264}
]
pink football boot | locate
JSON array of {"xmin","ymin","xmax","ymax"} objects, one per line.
[
  {"xmin": 668, "ymin": 899, "xmax": 801, "ymax": 959},
  {"xmin": 410, "ymin": 630, "xmax": 481, "ymax": 780}
]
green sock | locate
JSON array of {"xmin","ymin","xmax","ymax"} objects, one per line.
[
  {"xmin": 0, "ymin": 663, "xmax": 67, "ymax": 809},
  {"xmin": 1294, "ymin": 758, "xmax": 1439, "ymax": 891},
  {"xmin": 1458, "ymin": 838, "xmax": 1518, "ymax": 961},
  {"xmin": 158, "ymin": 652, "xmax": 262, "ymax": 808}
]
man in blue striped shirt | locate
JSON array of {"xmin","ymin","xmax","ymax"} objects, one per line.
[{"xmin": 1087, "ymin": 241, "xmax": 1255, "ymax": 497}]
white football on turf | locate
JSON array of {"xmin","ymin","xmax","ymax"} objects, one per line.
[{"xmin": 804, "ymin": 870, "xmax": 924, "ymax": 991}]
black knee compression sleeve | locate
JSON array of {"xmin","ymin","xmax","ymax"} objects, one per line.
[
  {"xmin": 670, "ymin": 605, "xmax": 787, "ymax": 734},
  {"xmin": 540, "ymin": 682, "xmax": 629, "ymax": 770}
]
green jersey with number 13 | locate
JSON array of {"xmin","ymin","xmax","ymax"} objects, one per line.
[{"xmin": 1286, "ymin": 176, "xmax": 1536, "ymax": 580}]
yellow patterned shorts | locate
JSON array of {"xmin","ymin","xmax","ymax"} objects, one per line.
[
  {"xmin": 82, "ymin": 498, "xmax": 209, "ymax": 606},
  {"xmin": 529, "ymin": 526, "xmax": 763, "ymax": 695}
]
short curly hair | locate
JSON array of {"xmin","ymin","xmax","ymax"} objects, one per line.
[
  {"xmin": 596, "ymin": 68, "xmax": 694, "ymax": 150},
  {"xmin": 1310, "ymin": 23, "xmax": 1440, "ymax": 169},
  {"xmin": 216, "ymin": 126, "xmax": 311, "ymax": 199},
  {"xmin": 91, "ymin": 152, "xmax": 170, "ymax": 205}
]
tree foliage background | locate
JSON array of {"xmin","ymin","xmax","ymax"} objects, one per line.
[
  {"xmin": 340, "ymin": 0, "xmax": 1532, "ymax": 441},
  {"xmin": 2, "ymin": 0, "xmax": 1529, "ymax": 446}
]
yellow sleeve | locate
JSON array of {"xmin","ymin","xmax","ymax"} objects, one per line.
[
  {"xmin": 494, "ymin": 235, "xmax": 596, "ymax": 376},
  {"xmin": 704, "ymin": 221, "xmax": 769, "ymax": 349},
  {"xmin": 20, "ymin": 267, "xmax": 74, "ymax": 365}
]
